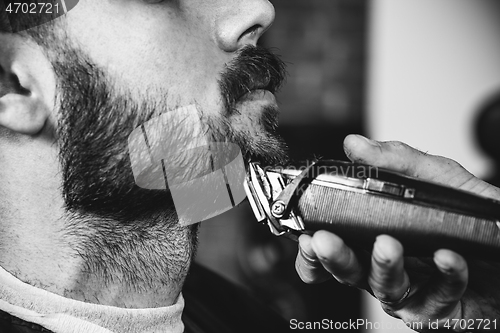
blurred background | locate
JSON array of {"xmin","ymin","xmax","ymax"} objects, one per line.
[{"xmin": 196, "ymin": 0, "xmax": 500, "ymax": 332}]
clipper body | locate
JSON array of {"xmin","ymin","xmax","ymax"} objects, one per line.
[{"xmin": 244, "ymin": 160, "xmax": 500, "ymax": 260}]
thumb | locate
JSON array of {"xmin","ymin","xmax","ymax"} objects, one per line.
[
  {"xmin": 342, "ymin": 135, "xmax": 483, "ymax": 192},
  {"xmin": 343, "ymin": 134, "xmax": 434, "ymax": 177}
]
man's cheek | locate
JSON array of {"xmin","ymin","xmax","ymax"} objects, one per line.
[{"xmin": 128, "ymin": 105, "xmax": 246, "ymax": 225}]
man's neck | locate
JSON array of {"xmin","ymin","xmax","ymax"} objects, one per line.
[
  {"xmin": 0, "ymin": 139, "xmax": 195, "ymax": 308},
  {"xmin": 59, "ymin": 211, "xmax": 196, "ymax": 308},
  {"xmin": 0, "ymin": 206, "xmax": 192, "ymax": 308}
]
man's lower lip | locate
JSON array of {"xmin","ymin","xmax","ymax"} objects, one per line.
[{"xmin": 237, "ymin": 89, "xmax": 276, "ymax": 105}]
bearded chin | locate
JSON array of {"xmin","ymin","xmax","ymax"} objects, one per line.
[{"xmin": 230, "ymin": 106, "xmax": 289, "ymax": 167}]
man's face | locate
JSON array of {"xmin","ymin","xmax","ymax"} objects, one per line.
[
  {"xmin": 65, "ymin": 0, "xmax": 276, "ymax": 109},
  {"xmin": 51, "ymin": 0, "xmax": 288, "ymax": 219}
]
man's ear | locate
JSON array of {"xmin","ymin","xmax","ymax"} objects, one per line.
[{"xmin": 0, "ymin": 34, "xmax": 55, "ymax": 135}]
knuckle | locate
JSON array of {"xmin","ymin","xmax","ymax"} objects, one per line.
[
  {"xmin": 386, "ymin": 140, "xmax": 410, "ymax": 153},
  {"xmin": 439, "ymin": 156, "xmax": 463, "ymax": 171}
]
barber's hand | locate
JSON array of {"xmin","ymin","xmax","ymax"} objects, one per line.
[{"xmin": 295, "ymin": 134, "xmax": 500, "ymax": 332}]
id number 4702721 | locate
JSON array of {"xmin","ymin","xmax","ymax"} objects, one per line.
[
  {"xmin": 5, "ymin": 2, "xmax": 61, "ymax": 14},
  {"xmin": 444, "ymin": 319, "xmax": 497, "ymax": 330}
]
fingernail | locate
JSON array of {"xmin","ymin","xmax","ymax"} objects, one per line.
[
  {"xmin": 373, "ymin": 240, "xmax": 391, "ymax": 265},
  {"xmin": 434, "ymin": 256, "xmax": 454, "ymax": 275},
  {"xmin": 355, "ymin": 135, "xmax": 381, "ymax": 147},
  {"xmin": 299, "ymin": 245, "xmax": 322, "ymax": 267}
]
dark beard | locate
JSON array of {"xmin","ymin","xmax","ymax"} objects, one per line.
[
  {"xmin": 55, "ymin": 45, "xmax": 288, "ymax": 219},
  {"xmin": 49, "ymin": 41, "xmax": 288, "ymax": 291},
  {"xmin": 52, "ymin": 44, "xmax": 198, "ymax": 292},
  {"xmin": 54, "ymin": 51, "xmax": 173, "ymax": 220}
]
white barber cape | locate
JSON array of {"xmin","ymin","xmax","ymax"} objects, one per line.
[{"xmin": 0, "ymin": 265, "xmax": 184, "ymax": 333}]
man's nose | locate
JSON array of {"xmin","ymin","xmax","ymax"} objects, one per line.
[{"xmin": 214, "ymin": 0, "xmax": 275, "ymax": 52}]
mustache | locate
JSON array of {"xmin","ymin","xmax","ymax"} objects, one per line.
[{"xmin": 219, "ymin": 45, "xmax": 287, "ymax": 115}]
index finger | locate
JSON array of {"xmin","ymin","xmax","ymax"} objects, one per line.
[
  {"xmin": 296, "ymin": 234, "xmax": 331, "ymax": 284},
  {"xmin": 310, "ymin": 230, "xmax": 369, "ymax": 288}
]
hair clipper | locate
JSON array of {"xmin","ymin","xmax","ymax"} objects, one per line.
[{"xmin": 244, "ymin": 160, "xmax": 500, "ymax": 260}]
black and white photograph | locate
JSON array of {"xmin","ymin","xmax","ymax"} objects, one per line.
[{"xmin": 1, "ymin": 1, "xmax": 500, "ymax": 332}]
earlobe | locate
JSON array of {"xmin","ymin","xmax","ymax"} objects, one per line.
[{"xmin": 0, "ymin": 35, "xmax": 55, "ymax": 136}]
